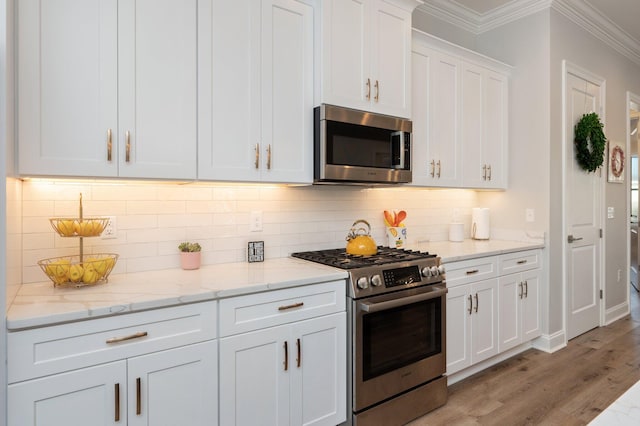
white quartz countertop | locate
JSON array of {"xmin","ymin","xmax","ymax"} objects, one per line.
[
  {"xmin": 6, "ymin": 239, "xmax": 544, "ymax": 330},
  {"xmin": 409, "ymin": 239, "xmax": 544, "ymax": 263},
  {"xmin": 6, "ymin": 258, "xmax": 348, "ymax": 330}
]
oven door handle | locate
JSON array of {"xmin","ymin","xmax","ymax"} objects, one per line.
[{"xmin": 358, "ymin": 286, "xmax": 447, "ymax": 313}]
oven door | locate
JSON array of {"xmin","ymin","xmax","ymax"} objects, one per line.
[{"xmin": 353, "ymin": 284, "xmax": 447, "ymax": 412}]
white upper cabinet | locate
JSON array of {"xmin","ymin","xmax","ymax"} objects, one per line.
[
  {"xmin": 198, "ymin": 0, "xmax": 314, "ymax": 184},
  {"xmin": 318, "ymin": 0, "xmax": 421, "ymax": 118},
  {"xmin": 461, "ymin": 63, "xmax": 508, "ymax": 189},
  {"xmin": 17, "ymin": 0, "xmax": 198, "ymax": 179},
  {"xmin": 410, "ymin": 30, "xmax": 509, "ymax": 189},
  {"xmin": 17, "ymin": 0, "xmax": 118, "ymax": 177},
  {"xmin": 411, "ymin": 41, "xmax": 462, "ymax": 187}
]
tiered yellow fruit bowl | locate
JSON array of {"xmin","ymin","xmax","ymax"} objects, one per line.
[
  {"xmin": 50, "ymin": 217, "xmax": 109, "ymax": 237},
  {"xmin": 38, "ymin": 193, "xmax": 119, "ymax": 287},
  {"xmin": 38, "ymin": 253, "xmax": 119, "ymax": 286}
]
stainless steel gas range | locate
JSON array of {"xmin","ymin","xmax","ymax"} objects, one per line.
[{"xmin": 291, "ymin": 247, "xmax": 448, "ymax": 425}]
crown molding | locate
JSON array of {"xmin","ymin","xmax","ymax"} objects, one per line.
[{"xmin": 416, "ymin": 0, "xmax": 640, "ymax": 66}]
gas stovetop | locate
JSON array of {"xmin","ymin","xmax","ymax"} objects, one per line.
[
  {"xmin": 291, "ymin": 247, "xmax": 444, "ymax": 298},
  {"xmin": 290, "ymin": 246, "xmax": 436, "ymax": 269}
]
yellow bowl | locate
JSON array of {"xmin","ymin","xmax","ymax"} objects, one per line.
[{"xmin": 38, "ymin": 253, "xmax": 119, "ymax": 287}]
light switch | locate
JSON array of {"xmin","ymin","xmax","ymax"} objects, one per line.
[
  {"xmin": 607, "ymin": 207, "xmax": 615, "ymax": 219},
  {"xmin": 525, "ymin": 209, "xmax": 535, "ymax": 223}
]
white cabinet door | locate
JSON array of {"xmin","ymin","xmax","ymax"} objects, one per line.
[
  {"xmin": 370, "ymin": 0, "xmax": 412, "ymax": 117},
  {"xmin": 291, "ymin": 313, "xmax": 347, "ymax": 426},
  {"xmin": 471, "ymin": 278, "xmax": 499, "ymax": 364},
  {"xmin": 319, "ymin": 0, "xmax": 369, "ymax": 112},
  {"xmin": 219, "ymin": 326, "xmax": 290, "ymax": 426},
  {"xmin": 320, "ymin": 0, "xmax": 414, "ymax": 118},
  {"xmin": 199, "ymin": 0, "xmax": 313, "ymax": 183},
  {"xmin": 521, "ymin": 270, "xmax": 541, "ymax": 342},
  {"xmin": 260, "ymin": 0, "xmax": 314, "ymax": 183},
  {"xmin": 411, "ymin": 46, "xmax": 461, "ymax": 187},
  {"xmin": 118, "ymin": 0, "xmax": 197, "ymax": 179},
  {"xmin": 8, "ymin": 361, "xmax": 126, "ymax": 426},
  {"xmin": 446, "ymin": 284, "xmax": 472, "ymax": 375},
  {"xmin": 498, "ymin": 273, "xmax": 522, "ymax": 352},
  {"xmin": 461, "ymin": 63, "xmax": 508, "ymax": 189},
  {"xmin": 128, "ymin": 341, "xmax": 218, "ymax": 426},
  {"xmin": 17, "ymin": 0, "xmax": 118, "ymax": 177}
]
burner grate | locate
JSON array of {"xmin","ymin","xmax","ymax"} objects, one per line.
[{"xmin": 291, "ymin": 247, "xmax": 435, "ymax": 269}]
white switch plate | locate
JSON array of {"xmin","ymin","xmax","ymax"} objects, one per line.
[
  {"xmin": 250, "ymin": 211, "xmax": 263, "ymax": 232},
  {"xmin": 525, "ymin": 209, "xmax": 535, "ymax": 223},
  {"xmin": 101, "ymin": 216, "xmax": 117, "ymax": 239},
  {"xmin": 607, "ymin": 207, "xmax": 615, "ymax": 219}
]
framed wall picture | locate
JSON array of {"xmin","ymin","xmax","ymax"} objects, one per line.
[{"xmin": 608, "ymin": 141, "xmax": 625, "ymax": 183}]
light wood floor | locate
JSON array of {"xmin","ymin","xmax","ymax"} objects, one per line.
[{"xmin": 408, "ymin": 288, "xmax": 640, "ymax": 425}]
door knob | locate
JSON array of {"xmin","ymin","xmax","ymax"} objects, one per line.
[{"xmin": 567, "ymin": 235, "xmax": 583, "ymax": 243}]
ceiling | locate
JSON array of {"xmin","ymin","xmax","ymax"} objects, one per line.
[{"xmin": 418, "ymin": 0, "xmax": 640, "ymax": 64}]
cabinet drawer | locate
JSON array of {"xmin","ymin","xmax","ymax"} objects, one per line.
[
  {"xmin": 498, "ymin": 250, "xmax": 541, "ymax": 275},
  {"xmin": 444, "ymin": 257, "xmax": 497, "ymax": 287},
  {"xmin": 8, "ymin": 301, "xmax": 216, "ymax": 383},
  {"xmin": 219, "ymin": 280, "xmax": 346, "ymax": 337}
]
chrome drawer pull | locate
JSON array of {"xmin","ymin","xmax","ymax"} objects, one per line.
[
  {"xmin": 106, "ymin": 331, "xmax": 148, "ymax": 344},
  {"xmin": 517, "ymin": 260, "xmax": 527, "ymax": 265},
  {"xmin": 466, "ymin": 269, "xmax": 479, "ymax": 275},
  {"xmin": 278, "ymin": 302, "xmax": 304, "ymax": 311}
]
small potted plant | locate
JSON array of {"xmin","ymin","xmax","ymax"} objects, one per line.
[{"xmin": 178, "ymin": 242, "xmax": 202, "ymax": 270}]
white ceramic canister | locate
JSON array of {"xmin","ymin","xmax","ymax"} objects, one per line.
[{"xmin": 449, "ymin": 223, "xmax": 464, "ymax": 242}]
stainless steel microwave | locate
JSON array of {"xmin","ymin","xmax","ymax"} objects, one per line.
[{"xmin": 314, "ymin": 104, "xmax": 412, "ymax": 184}]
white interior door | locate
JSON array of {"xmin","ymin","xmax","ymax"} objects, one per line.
[{"xmin": 563, "ymin": 61, "xmax": 604, "ymax": 340}]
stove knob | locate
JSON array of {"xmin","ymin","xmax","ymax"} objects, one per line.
[
  {"xmin": 430, "ymin": 266, "xmax": 439, "ymax": 276},
  {"xmin": 438, "ymin": 265, "xmax": 446, "ymax": 275},
  {"xmin": 421, "ymin": 267, "xmax": 432, "ymax": 277},
  {"xmin": 371, "ymin": 274, "xmax": 383, "ymax": 287},
  {"xmin": 357, "ymin": 276, "xmax": 369, "ymax": 289}
]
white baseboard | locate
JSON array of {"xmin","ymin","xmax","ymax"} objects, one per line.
[
  {"xmin": 531, "ymin": 330, "xmax": 566, "ymax": 353},
  {"xmin": 447, "ymin": 343, "xmax": 532, "ymax": 385},
  {"xmin": 604, "ymin": 300, "xmax": 629, "ymax": 325}
]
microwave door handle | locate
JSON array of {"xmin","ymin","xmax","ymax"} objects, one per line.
[
  {"xmin": 358, "ymin": 286, "xmax": 447, "ymax": 313},
  {"xmin": 391, "ymin": 131, "xmax": 404, "ymax": 169}
]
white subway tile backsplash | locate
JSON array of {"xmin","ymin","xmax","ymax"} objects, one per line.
[{"xmin": 17, "ymin": 180, "xmax": 480, "ymax": 283}]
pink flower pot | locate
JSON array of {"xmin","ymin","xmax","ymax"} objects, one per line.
[{"xmin": 180, "ymin": 252, "xmax": 201, "ymax": 270}]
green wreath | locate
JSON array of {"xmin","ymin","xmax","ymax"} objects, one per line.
[{"xmin": 574, "ymin": 112, "xmax": 606, "ymax": 173}]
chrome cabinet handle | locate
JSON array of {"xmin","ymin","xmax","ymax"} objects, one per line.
[
  {"xmin": 430, "ymin": 160, "xmax": 435, "ymax": 178},
  {"xmin": 487, "ymin": 165, "xmax": 492, "ymax": 181},
  {"xmin": 437, "ymin": 160, "xmax": 441, "ymax": 178},
  {"xmin": 284, "ymin": 341, "xmax": 289, "ymax": 371},
  {"xmin": 266, "ymin": 144, "xmax": 272, "ymax": 170},
  {"xmin": 255, "ymin": 144, "xmax": 260, "ymax": 169},
  {"xmin": 466, "ymin": 269, "xmax": 479, "ymax": 275},
  {"xmin": 106, "ymin": 331, "xmax": 148, "ymax": 344},
  {"xmin": 136, "ymin": 377, "xmax": 142, "ymax": 415},
  {"xmin": 524, "ymin": 280, "xmax": 528, "ymax": 298},
  {"xmin": 366, "ymin": 78, "xmax": 371, "ymax": 100},
  {"xmin": 482, "ymin": 164, "xmax": 487, "ymax": 180},
  {"xmin": 125, "ymin": 130, "xmax": 131, "ymax": 163},
  {"xmin": 374, "ymin": 80, "xmax": 379, "ymax": 102},
  {"xmin": 468, "ymin": 294, "xmax": 473, "ymax": 315},
  {"xmin": 517, "ymin": 260, "xmax": 527, "ymax": 265},
  {"xmin": 567, "ymin": 235, "xmax": 583, "ymax": 243},
  {"xmin": 115, "ymin": 383, "xmax": 120, "ymax": 422},
  {"xmin": 107, "ymin": 129, "xmax": 113, "ymax": 162},
  {"xmin": 278, "ymin": 302, "xmax": 304, "ymax": 311},
  {"xmin": 296, "ymin": 338, "xmax": 301, "ymax": 368},
  {"xmin": 474, "ymin": 293, "xmax": 479, "ymax": 313}
]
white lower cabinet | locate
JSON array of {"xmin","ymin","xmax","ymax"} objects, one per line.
[
  {"xmin": 446, "ymin": 278, "xmax": 499, "ymax": 375},
  {"xmin": 446, "ymin": 249, "xmax": 542, "ymax": 376},
  {"xmin": 498, "ymin": 251, "xmax": 542, "ymax": 352},
  {"xmin": 8, "ymin": 302, "xmax": 218, "ymax": 426},
  {"xmin": 218, "ymin": 281, "xmax": 347, "ymax": 426}
]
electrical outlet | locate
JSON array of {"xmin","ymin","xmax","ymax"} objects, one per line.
[
  {"xmin": 617, "ymin": 269, "xmax": 622, "ymax": 282},
  {"xmin": 525, "ymin": 209, "xmax": 535, "ymax": 223},
  {"xmin": 101, "ymin": 216, "xmax": 117, "ymax": 239},
  {"xmin": 250, "ymin": 211, "xmax": 263, "ymax": 232}
]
